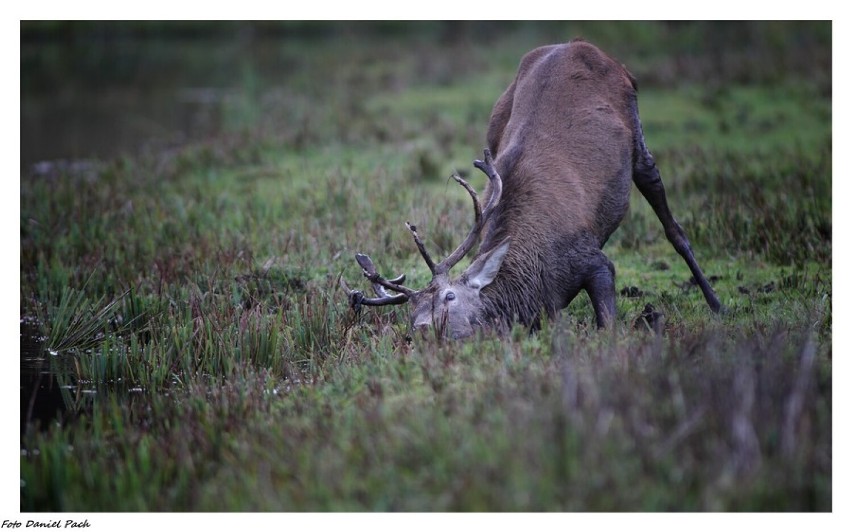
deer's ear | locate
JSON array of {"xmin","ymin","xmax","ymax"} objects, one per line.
[{"xmin": 465, "ymin": 239, "xmax": 510, "ymax": 290}]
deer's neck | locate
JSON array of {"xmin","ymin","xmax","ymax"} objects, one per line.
[{"xmin": 478, "ymin": 236, "xmax": 553, "ymax": 329}]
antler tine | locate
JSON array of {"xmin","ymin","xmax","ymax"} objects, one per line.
[
  {"xmin": 433, "ymin": 174, "xmax": 481, "ymax": 275},
  {"xmin": 339, "ymin": 275, "xmax": 408, "ymax": 311},
  {"xmin": 434, "ymin": 149, "xmax": 503, "ymax": 275},
  {"xmin": 387, "ymin": 273, "xmax": 407, "ymax": 285},
  {"xmin": 474, "ymin": 148, "xmax": 503, "ymax": 221},
  {"xmin": 355, "ymin": 253, "xmax": 416, "ymax": 297},
  {"xmin": 339, "ymin": 252, "xmax": 414, "ymax": 311},
  {"xmin": 405, "ymin": 222, "xmax": 437, "ymax": 275},
  {"xmin": 451, "ymin": 174, "xmax": 483, "ymax": 225}
]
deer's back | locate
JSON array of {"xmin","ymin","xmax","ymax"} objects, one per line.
[{"xmin": 484, "ymin": 40, "xmax": 637, "ymax": 248}]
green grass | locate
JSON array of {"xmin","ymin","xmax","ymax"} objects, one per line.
[{"xmin": 20, "ymin": 21, "xmax": 831, "ymax": 511}]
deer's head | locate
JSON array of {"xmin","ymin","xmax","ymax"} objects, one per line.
[{"xmin": 341, "ymin": 150, "xmax": 507, "ymax": 340}]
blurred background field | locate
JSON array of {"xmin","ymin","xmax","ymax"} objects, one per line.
[{"xmin": 20, "ymin": 21, "xmax": 831, "ymax": 511}]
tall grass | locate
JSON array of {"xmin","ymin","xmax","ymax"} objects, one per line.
[{"xmin": 20, "ymin": 324, "xmax": 830, "ymax": 511}]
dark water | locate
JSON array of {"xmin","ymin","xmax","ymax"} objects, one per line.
[
  {"xmin": 20, "ymin": 316, "xmax": 152, "ymax": 435},
  {"xmin": 21, "ymin": 27, "xmax": 252, "ymax": 169},
  {"xmin": 21, "ymin": 84, "xmax": 230, "ymax": 170},
  {"xmin": 20, "ymin": 318, "xmax": 70, "ymax": 435},
  {"xmin": 19, "ymin": 21, "xmax": 481, "ymax": 169}
]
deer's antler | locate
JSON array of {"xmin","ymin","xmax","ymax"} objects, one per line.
[
  {"xmin": 355, "ymin": 253, "xmax": 415, "ymax": 297},
  {"xmin": 339, "ymin": 253, "xmax": 414, "ymax": 311},
  {"xmin": 341, "ymin": 149, "xmax": 503, "ymax": 312},
  {"xmin": 433, "ymin": 149, "xmax": 504, "ymax": 275},
  {"xmin": 405, "ymin": 222, "xmax": 436, "ymax": 275}
]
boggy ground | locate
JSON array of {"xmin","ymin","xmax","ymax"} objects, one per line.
[{"xmin": 20, "ymin": 21, "xmax": 830, "ymax": 511}]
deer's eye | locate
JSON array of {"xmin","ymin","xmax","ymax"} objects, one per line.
[{"xmin": 445, "ymin": 291, "xmax": 456, "ymax": 302}]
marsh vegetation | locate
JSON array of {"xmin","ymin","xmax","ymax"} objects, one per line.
[{"xmin": 20, "ymin": 21, "xmax": 831, "ymax": 511}]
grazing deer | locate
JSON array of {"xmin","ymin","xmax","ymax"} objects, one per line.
[{"xmin": 341, "ymin": 39, "xmax": 722, "ymax": 339}]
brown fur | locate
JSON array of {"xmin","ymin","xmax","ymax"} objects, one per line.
[{"xmin": 477, "ymin": 40, "xmax": 639, "ymax": 328}]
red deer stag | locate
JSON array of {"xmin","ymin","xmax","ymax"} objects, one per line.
[{"xmin": 341, "ymin": 39, "xmax": 722, "ymax": 339}]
